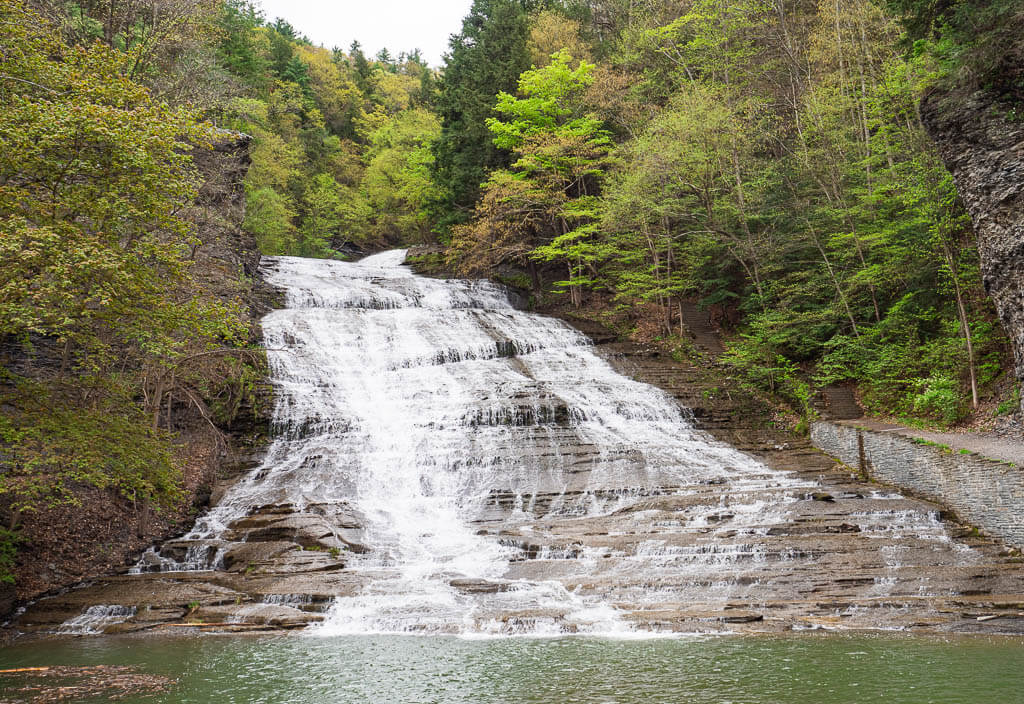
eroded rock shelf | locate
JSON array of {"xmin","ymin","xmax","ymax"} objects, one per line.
[{"xmin": 10, "ymin": 253, "xmax": 1024, "ymax": 639}]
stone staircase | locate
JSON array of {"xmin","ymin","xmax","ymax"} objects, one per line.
[
  {"xmin": 678, "ymin": 301, "xmax": 724, "ymax": 355},
  {"xmin": 813, "ymin": 385, "xmax": 863, "ymax": 420}
]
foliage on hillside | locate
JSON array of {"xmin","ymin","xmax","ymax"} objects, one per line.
[
  {"xmin": 883, "ymin": 0, "xmax": 1023, "ymax": 103},
  {"xmin": 0, "ymin": 0, "xmax": 261, "ymax": 581},
  {"xmin": 429, "ymin": 0, "xmax": 538, "ymax": 231},
  {"xmin": 439, "ymin": 0, "xmax": 1014, "ymax": 426},
  {"xmin": 215, "ymin": 1, "xmax": 440, "ymax": 254}
]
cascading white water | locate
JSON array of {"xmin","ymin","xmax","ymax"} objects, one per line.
[
  {"xmin": 121, "ymin": 249, "xmax": 972, "ymax": 637},
  {"xmin": 170, "ymin": 249, "xmax": 805, "ymax": 636},
  {"xmin": 56, "ymin": 605, "xmax": 137, "ymax": 635},
  {"xmin": 48, "ymin": 249, "xmax": 994, "ymax": 638}
]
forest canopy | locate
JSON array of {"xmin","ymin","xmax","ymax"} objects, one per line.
[
  {"xmin": 429, "ymin": 0, "xmax": 1012, "ymax": 427},
  {"xmin": 0, "ymin": 0, "xmax": 1019, "ymax": 582}
]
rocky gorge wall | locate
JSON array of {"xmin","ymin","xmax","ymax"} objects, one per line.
[
  {"xmin": 0, "ymin": 131, "xmax": 273, "ymax": 619},
  {"xmin": 811, "ymin": 421, "xmax": 1024, "ymax": 550},
  {"xmin": 921, "ymin": 90, "xmax": 1024, "ymax": 407}
]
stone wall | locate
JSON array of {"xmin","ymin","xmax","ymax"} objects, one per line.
[{"xmin": 810, "ymin": 422, "xmax": 1024, "ymax": 549}]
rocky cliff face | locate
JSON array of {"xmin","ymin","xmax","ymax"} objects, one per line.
[
  {"xmin": 0, "ymin": 131, "xmax": 271, "ymax": 619},
  {"xmin": 186, "ymin": 131, "xmax": 264, "ymax": 311},
  {"xmin": 921, "ymin": 91, "xmax": 1024, "ymax": 405}
]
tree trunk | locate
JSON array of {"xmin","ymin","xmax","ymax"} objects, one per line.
[
  {"xmin": 809, "ymin": 225, "xmax": 860, "ymax": 337},
  {"xmin": 150, "ymin": 381, "xmax": 164, "ymax": 430},
  {"xmin": 941, "ymin": 243, "xmax": 979, "ymax": 409}
]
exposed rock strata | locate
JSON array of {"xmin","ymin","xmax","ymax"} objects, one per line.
[
  {"xmin": 9, "ymin": 314, "xmax": 1024, "ymax": 638},
  {"xmin": 921, "ymin": 91, "xmax": 1024, "ymax": 403},
  {"xmin": 585, "ymin": 330, "xmax": 1024, "ymax": 635}
]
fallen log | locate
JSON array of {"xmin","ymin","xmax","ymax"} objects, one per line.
[{"xmin": 0, "ymin": 667, "xmax": 51, "ymax": 674}]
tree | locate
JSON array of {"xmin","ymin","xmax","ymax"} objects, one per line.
[
  {"xmin": 0, "ymin": 0, "xmax": 250, "ymax": 514},
  {"xmin": 33, "ymin": 0, "xmax": 220, "ymax": 80},
  {"xmin": 430, "ymin": 0, "xmax": 536, "ymax": 232},
  {"xmin": 882, "ymin": 0, "xmax": 1024, "ymax": 101},
  {"xmin": 527, "ymin": 9, "xmax": 591, "ymax": 67},
  {"xmin": 244, "ymin": 186, "xmax": 298, "ymax": 254},
  {"xmin": 363, "ymin": 109, "xmax": 443, "ymax": 243},
  {"xmin": 217, "ymin": 0, "xmax": 270, "ymax": 90},
  {"xmin": 600, "ymin": 82, "xmax": 769, "ymax": 332},
  {"xmin": 349, "ymin": 40, "xmax": 372, "ymax": 92},
  {"xmin": 453, "ymin": 51, "xmax": 612, "ymax": 304},
  {"xmin": 295, "ymin": 44, "xmax": 364, "ymax": 137},
  {"xmin": 297, "ymin": 174, "xmax": 344, "ymax": 256}
]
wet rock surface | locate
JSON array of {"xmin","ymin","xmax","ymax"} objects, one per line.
[
  {"xmin": 593, "ymin": 337, "xmax": 1024, "ymax": 634},
  {"xmin": 9, "ymin": 253, "xmax": 1024, "ymax": 639}
]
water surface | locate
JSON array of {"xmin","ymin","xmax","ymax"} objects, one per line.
[{"xmin": 2, "ymin": 633, "xmax": 1023, "ymax": 703}]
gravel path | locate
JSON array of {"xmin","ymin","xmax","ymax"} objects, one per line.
[{"xmin": 836, "ymin": 418, "xmax": 1024, "ymax": 466}]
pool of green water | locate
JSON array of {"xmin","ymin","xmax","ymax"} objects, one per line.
[{"xmin": 1, "ymin": 632, "xmax": 1022, "ymax": 703}]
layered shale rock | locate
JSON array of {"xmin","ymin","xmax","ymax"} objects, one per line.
[
  {"xmin": 11, "ymin": 252, "xmax": 1024, "ymax": 639},
  {"xmin": 921, "ymin": 91, "xmax": 1024, "ymax": 403}
]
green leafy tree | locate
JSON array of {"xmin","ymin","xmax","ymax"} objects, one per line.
[
  {"xmin": 244, "ymin": 186, "xmax": 298, "ymax": 254},
  {"xmin": 883, "ymin": 0, "xmax": 1024, "ymax": 100},
  {"xmin": 0, "ymin": 0, "xmax": 249, "ymax": 515},
  {"xmin": 217, "ymin": 0, "xmax": 270, "ymax": 90},
  {"xmin": 430, "ymin": 0, "xmax": 536, "ymax": 232},
  {"xmin": 363, "ymin": 109, "xmax": 442, "ymax": 243},
  {"xmin": 453, "ymin": 51, "xmax": 612, "ymax": 304},
  {"xmin": 297, "ymin": 173, "xmax": 345, "ymax": 256},
  {"xmin": 601, "ymin": 82, "xmax": 769, "ymax": 332}
]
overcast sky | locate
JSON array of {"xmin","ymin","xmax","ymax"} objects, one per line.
[{"xmin": 256, "ymin": 0, "xmax": 474, "ymax": 67}]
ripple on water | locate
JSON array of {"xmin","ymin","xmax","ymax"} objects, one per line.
[{"xmin": 1, "ymin": 633, "xmax": 1023, "ymax": 704}]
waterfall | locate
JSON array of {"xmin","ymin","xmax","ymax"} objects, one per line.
[
  {"xmin": 120, "ymin": 250, "xmax": 967, "ymax": 637},
  {"xmin": 182, "ymin": 250, "xmax": 795, "ymax": 636},
  {"xmin": 56, "ymin": 605, "xmax": 137, "ymax": 635}
]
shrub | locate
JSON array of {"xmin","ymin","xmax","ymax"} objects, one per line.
[{"xmin": 912, "ymin": 374, "xmax": 964, "ymax": 425}]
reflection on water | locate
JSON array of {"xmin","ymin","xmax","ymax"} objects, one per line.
[{"xmin": 1, "ymin": 633, "xmax": 1023, "ymax": 703}]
